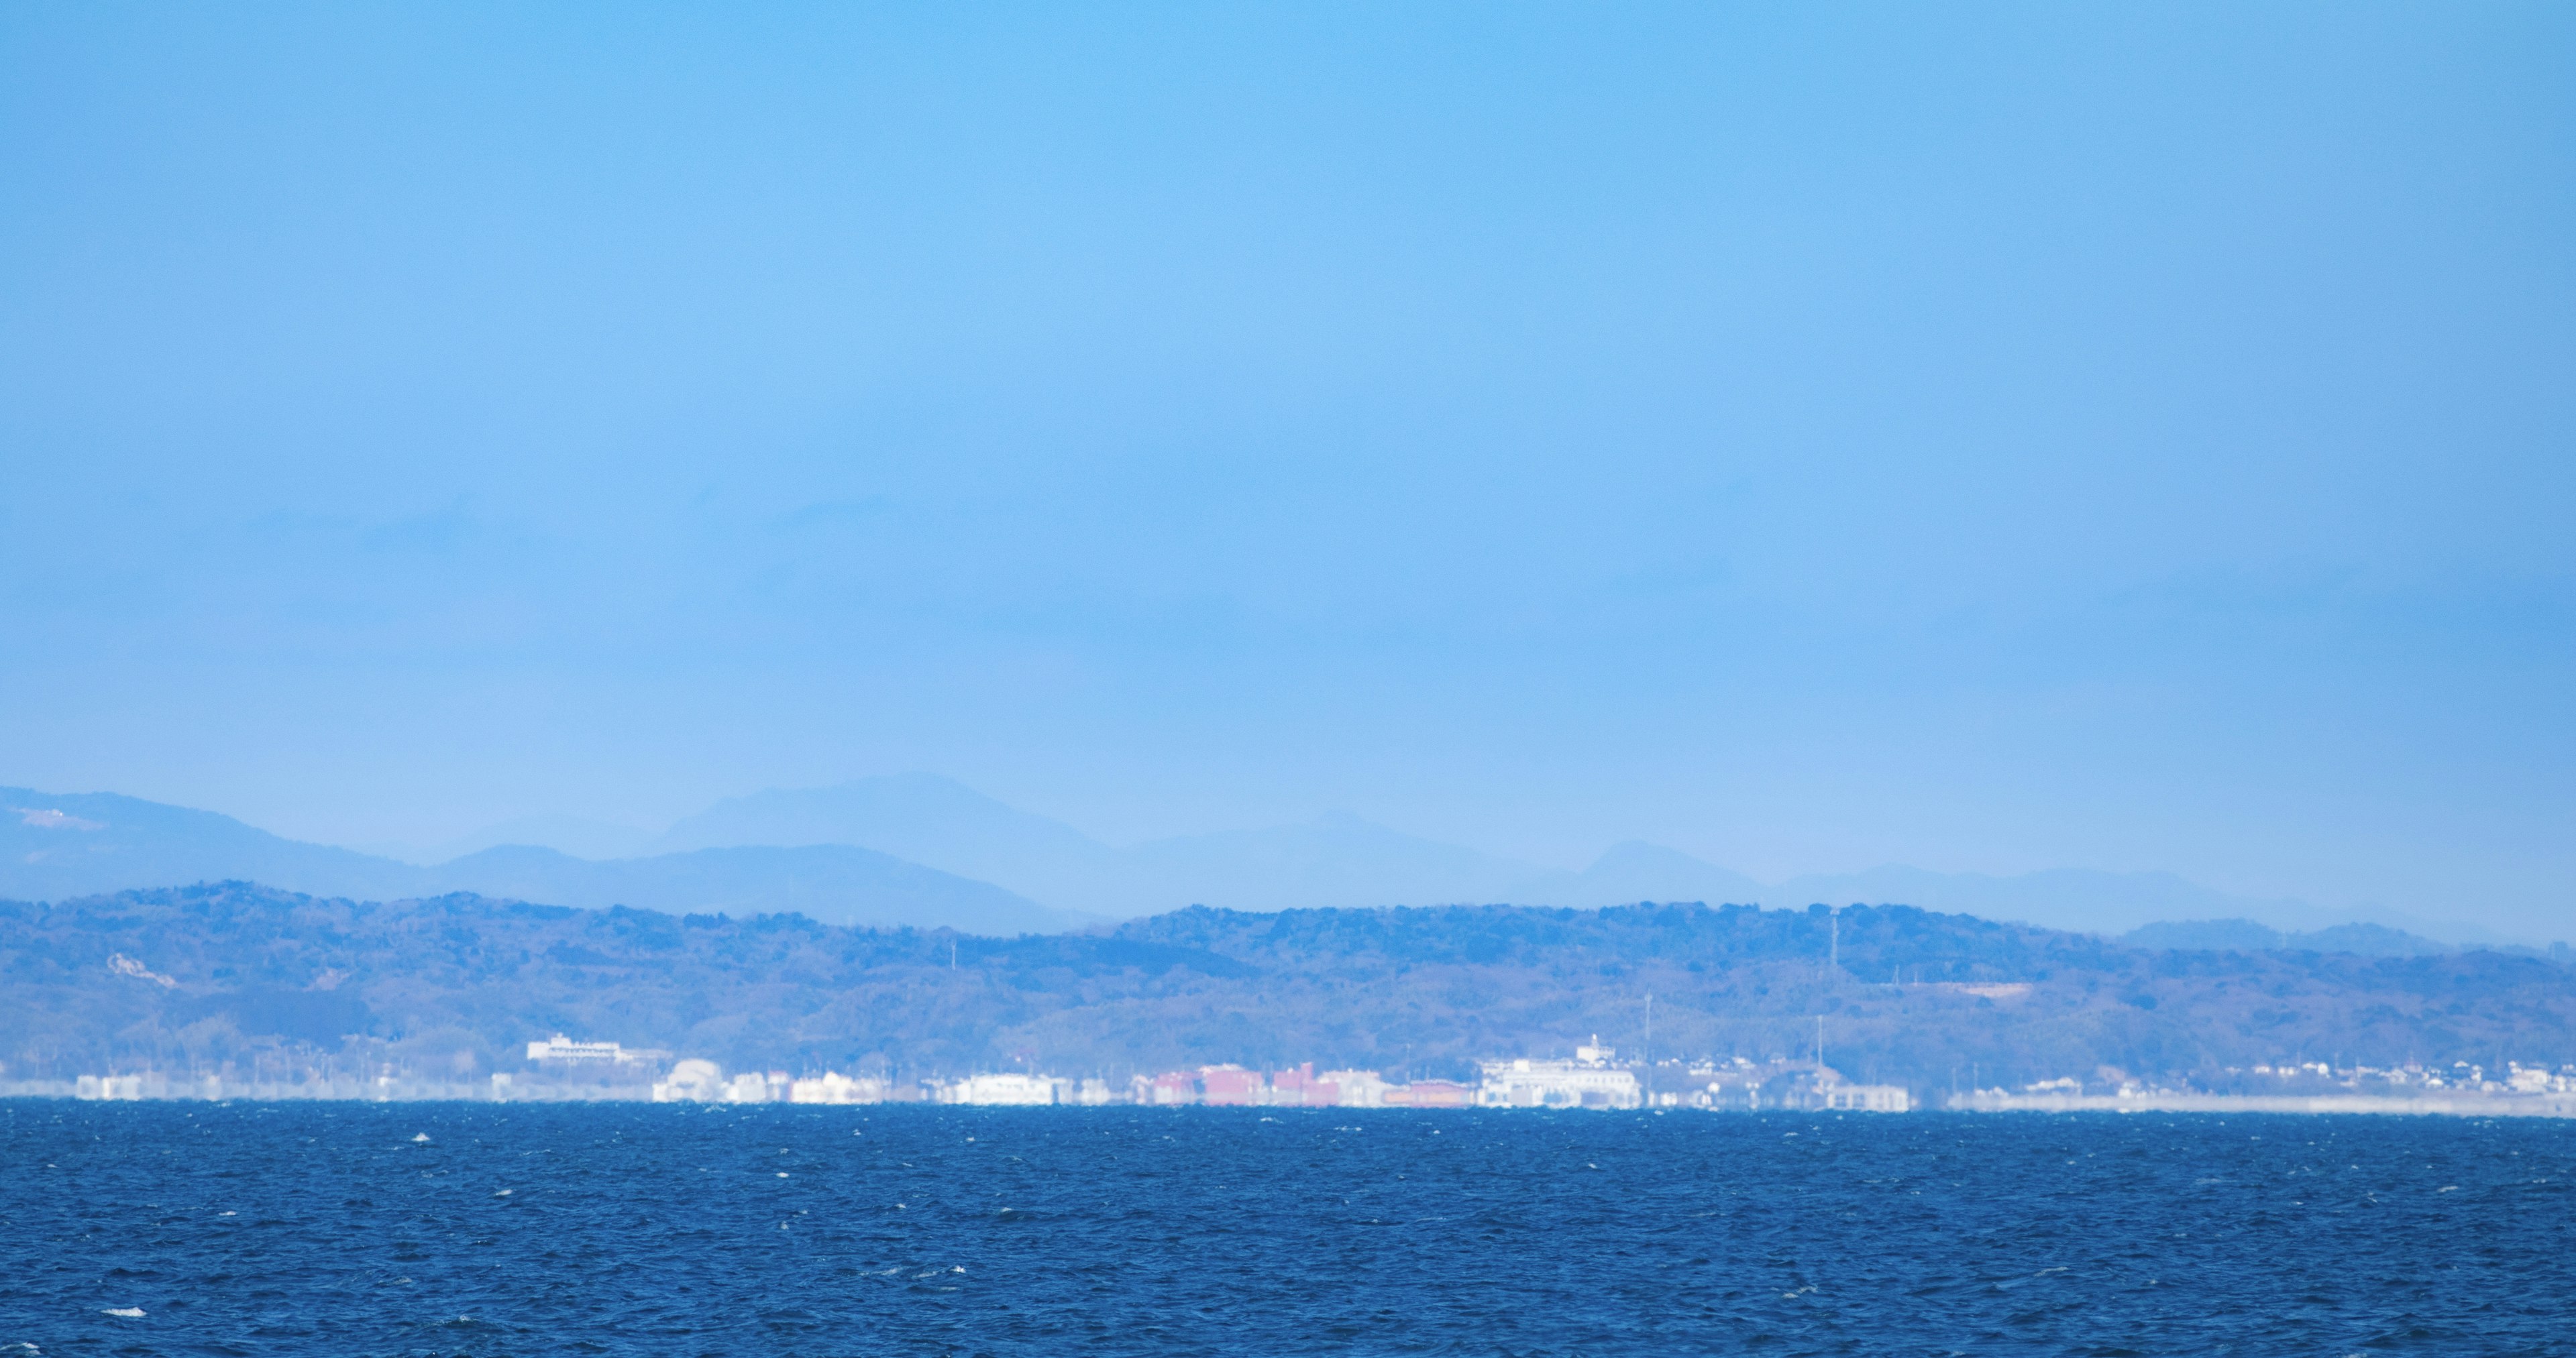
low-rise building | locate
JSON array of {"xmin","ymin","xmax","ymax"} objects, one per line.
[
  {"xmin": 74, "ymin": 1072, "xmax": 233, "ymax": 1101},
  {"xmin": 1322, "ymin": 1070, "xmax": 1389, "ymax": 1107},
  {"xmin": 723, "ymin": 1070, "xmax": 779, "ymax": 1103},
  {"xmin": 791, "ymin": 1071, "xmax": 890, "ymax": 1105},
  {"xmin": 1392, "ymin": 1078, "xmax": 1478, "ymax": 1108},
  {"xmin": 525, "ymin": 1035, "xmax": 670, "ymax": 1066},
  {"xmin": 1199, "ymin": 1064, "xmax": 1265, "ymax": 1106},
  {"xmin": 947, "ymin": 1073, "xmax": 1057, "ymax": 1105},
  {"xmin": 1479, "ymin": 1039, "xmax": 1644, "ymax": 1109},
  {"xmin": 651, "ymin": 1058, "xmax": 727, "ymax": 1102},
  {"xmin": 1816, "ymin": 1079, "xmax": 1912, "ymax": 1113},
  {"xmin": 1133, "ymin": 1071, "xmax": 1199, "ymax": 1105},
  {"xmin": 1269, "ymin": 1063, "xmax": 1339, "ymax": 1107},
  {"xmin": 2507, "ymin": 1063, "xmax": 2573, "ymax": 1094}
]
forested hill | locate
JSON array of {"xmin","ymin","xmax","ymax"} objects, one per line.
[{"xmin": 5, "ymin": 884, "xmax": 2572, "ymax": 1092}]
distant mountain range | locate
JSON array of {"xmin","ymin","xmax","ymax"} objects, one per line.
[
  {"xmin": 0, "ymin": 787, "xmax": 1073, "ymax": 936},
  {"xmin": 647, "ymin": 775, "xmax": 2482, "ymax": 940},
  {"xmin": 2123, "ymin": 919, "xmax": 2456, "ymax": 958},
  {"xmin": 0, "ymin": 777, "xmax": 2502, "ymax": 944}
]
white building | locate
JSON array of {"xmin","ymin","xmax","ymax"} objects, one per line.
[
  {"xmin": 790, "ymin": 1071, "xmax": 890, "ymax": 1105},
  {"xmin": 652, "ymin": 1059, "xmax": 727, "ymax": 1102},
  {"xmin": 526, "ymin": 1035, "xmax": 670, "ymax": 1065},
  {"xmin": 73, "ymin": 1072, "xmax": 224, "ymax": 1101},
  {"xmin": 1322, "ymin": 1070, "xmax": 1391, "ymax": 1108},
  {"xmin": 1815, "ymin": 1078, "xmax": 1912, "ymax": 1113},
  {"xmin": 1479, "ymin": 1038, "xmax": 1644, "ymax": 1110},
  {"xmin": 2506, "ymin": 1064, "xmax": 2574, "ymax": 1094},
  {"xmin": 717, "ymin": 1070, "xmax": 790, "ymax": 1103},
  {"xmin": 947, "ymin": 1072, "xmax": 1057, "ymax": 1105}
]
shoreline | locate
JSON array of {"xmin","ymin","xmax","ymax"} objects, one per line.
[
  {"xmin": 1950, "ymin": 1090, "xmax": 2576, "ymax": 1117},
  {"xmin": 15, "ymin": 1080, "xmax": 2576, "ymax": 1119}
]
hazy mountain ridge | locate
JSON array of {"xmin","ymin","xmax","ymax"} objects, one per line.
[
  {"xmin": 1773, "ymin": 866, "xmax": 2317, "ymax": 938},
  {"xmin": 656, "ymin": 774, "xmax": 1120, "ymax": 893},
  {"xmin": 1, "ymin": 779, "xmax": 2497, "ymax": 944},
  {"xmin": 6, "ymin": 884, "xmax": 2569, "ymax": 1090},
  {"xmin": 416, "ymin": 844, "xmax": 1078, "ymax": 935},
  {"xmin": 2, "ymin": 789, "xmax": 421, "ymax": 903},
  {"xmin": 604, "ymin": 775, "xmax": 2480, "ymax": 940},
  {"xmin": 0, "ymin": 787, "xmax": 1077, "ymax": 936},
  {"xmin": 2125, "ymin": 919, "xmax": 2455, "ymax": 958}
]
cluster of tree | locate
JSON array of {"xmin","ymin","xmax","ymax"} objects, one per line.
[{"xmin": 3, "ymin": 883, "xmax": 2571, "ymax": 1092}]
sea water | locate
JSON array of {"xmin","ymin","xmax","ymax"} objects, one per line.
[{"xmin": 4, "ymin": 1100, "xmax": 2570, "ymax": 1355}]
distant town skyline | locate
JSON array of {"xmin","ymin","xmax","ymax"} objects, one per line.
[{"xmin": 3, "ymin": 6, "xmax": 2570, "ymax": 933}]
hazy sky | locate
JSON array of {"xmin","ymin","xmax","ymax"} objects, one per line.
[{"xmin": 3, "ymin": 5, "xmax": 2569, "ymax": 925}]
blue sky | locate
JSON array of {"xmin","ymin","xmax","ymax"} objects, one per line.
[{"xmin": 1, "ymin": 5, "xmax": 2569, "ymax": 928}]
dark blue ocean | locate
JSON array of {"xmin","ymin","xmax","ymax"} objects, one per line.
[{"xmin": 5, "ymin": 1102, "xmax": 2572, "ymax": 1355}]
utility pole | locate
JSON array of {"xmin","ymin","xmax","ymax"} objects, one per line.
[{"xmin": 1643, "ymin": 993, "xmax": 1654, "ymax": 1107}]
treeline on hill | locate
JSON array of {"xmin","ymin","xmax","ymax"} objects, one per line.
[{"xmin": 3, "ymin": 883, "xmax": 2572, "ymax": 1093}]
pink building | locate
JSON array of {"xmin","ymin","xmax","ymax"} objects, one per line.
[
  {"xmin": 1269, "ymin": 1063, "xmax": 1342, "ymax": 1107},
  {"xmin": 1197, "ymin": 1064, "xmax": 1266, "ymax": 1105}
]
